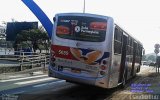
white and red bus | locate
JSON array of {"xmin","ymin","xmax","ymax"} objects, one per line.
[
  {"xmin": 48, "ymin": 13, "xmax": 143, "ymax": 88},
  {"xmin": 21, "ymin": 0, "xmax": 143, "ymax": 89}
]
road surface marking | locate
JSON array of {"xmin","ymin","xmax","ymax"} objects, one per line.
[
  {"xmin": 33, "ymin": 83, "xmax": 49, "ymax": 87},
  {"xmin": 9, "ymin": 75, "xmax": 23, "ymax": 78},
  {"xmin": 49, "ymin": 80, "xmax": 66, "ymax": 85},
  {"xmin": 8, "ymin": 72, "xmax": 43, "ymax": 78},
  {"xmin": 15, "ymin": 77, "xmax": 54, "ymax": 85},
  {"xmin": 33, "ymin": 80, "xmax": 65, "ymax": 88},
  {"xmin": 0, "ymin": 75, "xmax": 47, "ymax": 82}
]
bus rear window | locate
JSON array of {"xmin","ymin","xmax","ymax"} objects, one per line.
[{"xmin": 56, "ymin": 16, "xmax": 107, "ymax": 42}]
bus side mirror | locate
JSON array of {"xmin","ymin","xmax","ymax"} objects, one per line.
[
  {"xmin": 53, "ymin": 17, "xmax": 56, "ymax": 22},
  {"xmin": 143, "ymin": 49, "xmax": 145, "ymax": 55}
]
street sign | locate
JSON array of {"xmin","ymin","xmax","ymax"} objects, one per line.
[{"xmin": 154, "ymin": 44, "xmax": 160, "ymax": 49}]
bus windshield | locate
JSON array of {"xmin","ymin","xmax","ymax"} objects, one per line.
[{"xmin": 56, "ymin": 16, "xmax": 107, "ymax": 42}]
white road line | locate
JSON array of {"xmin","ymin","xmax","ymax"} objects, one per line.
[
  {"xmin": 9, "ymin": 75, "xmax": 23, "ymax": 78},
  {"xmin": 0, "ymin": 75, "xmax": 47, "ymax": 82},
  {"xmin": 49, "ymin": 80, "xmax": 66, "ymax": 85},
  {"xmin": 33, "ymin": 83, "xmax": 48, "ymax": 87},
  {"xmin": 33, "ymin": 80, "xmax": 65, "ymax": 88},
  {"xmin": 15, "ymin": 77, "xmax": 54, "ymax": 85}
]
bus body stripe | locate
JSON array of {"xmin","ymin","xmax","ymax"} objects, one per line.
[{"xmin": 51, "ymin": 45, "xmax": 110, "ymax": 65}]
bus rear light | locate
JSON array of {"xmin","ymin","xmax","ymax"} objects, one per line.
[
  {"xmin": 100, "ymin": 65, "xmax": 107, "ymax": 70},
  {"xmin": 100, "ymin": 71, "xmax": 106, "ymax": 75},
  {"xmin": 51, "ymin": 51, "xmax": 56, "ymax": 61},
  {"xmin": 51, "ymin": 57, "xmax": 56, "ymax": 61},
  {"xmin": 51, "ymin": 51, "xmax": 55, "ymax": 57},
  {"xmin": 103, "ymin": 60, "xmax": 107, "ymax": 65}
]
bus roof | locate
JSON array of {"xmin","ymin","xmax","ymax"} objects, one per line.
[{"xmin": 55, "ymin": 13, "xmax": 112, "ymax": 20}]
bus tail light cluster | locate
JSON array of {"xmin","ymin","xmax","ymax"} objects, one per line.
[
  {"xmin": 50, "ymin": 51, "xmax": 56, "ymax": 67},
  {"xmin": 100, "ymin": 65, "xmax": 107, "ymax": 70},
  {"xmin": 100, "ymin": 71, "xmax": 106, "ymax": 75},
  {"xmin": 51, "ymin": 51, "xmax": 55, "ymax": 61},
  {"xmin": 99, "ymin": 65, "xmax": 107, "ymax": 76},
  {"xmin": 51, "ymin": 57, "xmax": 56, "ymax": 62},
  {"xmin": 99, "ymin": 60, "xmax": 108, "ymax": 76}
]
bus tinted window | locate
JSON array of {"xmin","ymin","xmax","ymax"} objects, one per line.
[
  {"xmin": 114, "ymin": 27, "xmax": 122, "ymax": 54},
  {"xmin": 56, "ymin": 16, "xmax": 107, "ymax": 42}
]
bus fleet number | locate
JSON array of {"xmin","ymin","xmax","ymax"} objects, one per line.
[{"xmin": 58, "ymin": 50, "xmax": 69, "ymax": 55}]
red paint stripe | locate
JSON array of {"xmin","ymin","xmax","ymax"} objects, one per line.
[{"xmin": 51, "ymin": 45, "xmax": 76, "ymax": 60}]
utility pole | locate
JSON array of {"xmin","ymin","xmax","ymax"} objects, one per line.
[
  {"xmin": 83, "ymin": 0, "xmax": 86, "ymax": 13},
  {"xmin": 154, "ymin": 44, "xmax": 160, "ymax": 73}
]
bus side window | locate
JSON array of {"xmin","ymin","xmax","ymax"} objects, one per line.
[
  {"xmin": 139, "ymin": 46, "xmax": 143, "ymax": 63},
  {"xmin": 137, "ymin": 44, "xmax": 142, "ymax": 63},
  {"xmin": 130, "ymin": 38, "xmax": 133, "ymax": 55},
  {"xmin": 127, "ymin": 37, "xmax": 130, "ymax": 55},
  {"xmin": 114, "ymin": 27, "xmax": 122, "ymax": 54}
]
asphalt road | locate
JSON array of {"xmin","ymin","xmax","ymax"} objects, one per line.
[
  {"xmin": 0, "ymin": 66, "xmax": 159, "ymax": 100},
  {"xmin": 0, "ymin": 60, "xmax": 18, "ymax": 64}
]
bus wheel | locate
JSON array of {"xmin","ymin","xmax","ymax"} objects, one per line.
[{"xmin": 120, "ymin": 78, "xmax": 126, "ymax": 88}]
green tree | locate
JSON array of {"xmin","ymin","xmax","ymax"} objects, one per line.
[
  {"xmin": 147, "ymin": 55, "xmax": 156, "ymax": 62},
  {"xmin": 15, "ymin": 26, "xmax": 49, "ymax": 53}
]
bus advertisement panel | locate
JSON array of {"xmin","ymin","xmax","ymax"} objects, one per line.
[{"xmin": 56, "ymin": 16, "xmax": 107, "ymax": 42}]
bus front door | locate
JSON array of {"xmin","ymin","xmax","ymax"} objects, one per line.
[
  {"xmin": 131, "ymin": 42, "xmax": 137, "ymax": 76},
  {"xmin": 118, "ymin": 34, "xmax": 128, "ymax": 83}
]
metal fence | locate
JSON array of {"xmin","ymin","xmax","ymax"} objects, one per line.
[{"xmin": 0, "ymin": 51, "xmax": 50, "ymax": 74}]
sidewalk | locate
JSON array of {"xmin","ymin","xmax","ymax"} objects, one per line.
[
  {"xmin": 147, "ymin": 67, "xmax": 160, "ymax": 94},
  {"xmin": 130, "ymin": 66, "xmax": 160, "ymax": 94},
  {"xmin": 108, "ymin": 66, "xmax": 160, "ymax": 100},
  {"xmin": 0, "ymin": 71, "xmax": 45, "ymax": 80}
]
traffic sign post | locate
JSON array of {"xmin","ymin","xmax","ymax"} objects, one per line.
[
  {"xmin": 154, "ymin": 49, "xmax": 159, "ymax": 54},
  {"xmin": 154, "ymin": 44, "xmax": 160, "ymax": 49},
  {"xmin": 154, "ymin": 44, "xmax": 160, "ymax": 73}
]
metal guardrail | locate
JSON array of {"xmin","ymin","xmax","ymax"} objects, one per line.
[{"xmin": 0, "ymin": 51, "xmax": 50, "ymax": 74}]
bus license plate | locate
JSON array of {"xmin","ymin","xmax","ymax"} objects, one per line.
[{"xmin": 71, "ymin": 69, "xmax": 81, "ymax": 73}]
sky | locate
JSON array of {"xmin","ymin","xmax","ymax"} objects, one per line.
[{"xmin": 0, "ymin": 0, "xmax": 160, "ymax": 54}]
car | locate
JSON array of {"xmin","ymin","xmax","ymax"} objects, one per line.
[
  {"xmin": 149, "ymin": 62, "xmax": 156, "ymax": 67},
  {"xmin": 142, "ymin": 61, "xmax": 149, "ymax": 66}
]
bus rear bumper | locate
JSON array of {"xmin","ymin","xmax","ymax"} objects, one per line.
[
  {"xmin": 48, "ymin": 66, "xmax": 96, "ymax": 85},
  {"xmin": 48, "ymin": 66, "xmax": 109, "ymax": 88}
]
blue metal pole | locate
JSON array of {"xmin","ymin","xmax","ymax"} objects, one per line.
[{"xmin": 21, "ymin": 0, "xmax": 53, "ymax": 38}]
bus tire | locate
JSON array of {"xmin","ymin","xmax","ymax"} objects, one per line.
[{"xmin": 120, "ymin": 78, "xmax": 126, "ymax": 88}]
